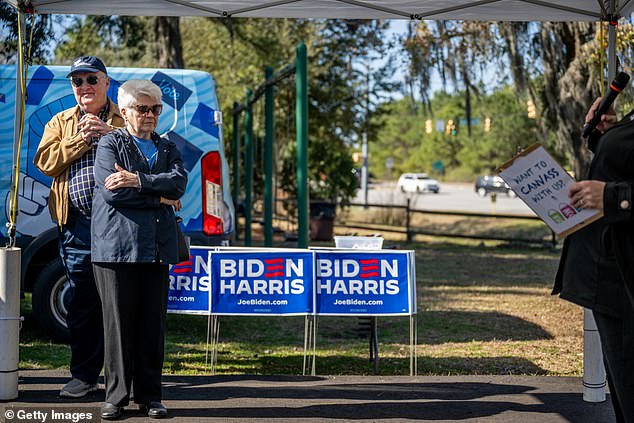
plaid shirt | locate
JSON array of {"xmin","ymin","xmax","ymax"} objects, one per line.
[{"xmin": 67, "ymin": 103, "xmax": 109, "ymax": 215}]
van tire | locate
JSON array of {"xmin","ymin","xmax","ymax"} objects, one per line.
[{"xmin": 32, "ymin": 259, "xmax": 71, "ymax": 342}]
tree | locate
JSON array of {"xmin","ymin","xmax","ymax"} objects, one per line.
[
  {"xmin": 54, "ymin": 16, "xmax": 150, "ymax": 66},
  {"xmin": 404, "ymin": 20, "xmax": 502, "ymax": 137},
  {"xmin": 154, "ymin": 17, "xmax": 183, "ymax": 68},
  {"xmin": 538, "ymin": 22, "xmax": 596, "ymax": 178},
  {"xmin": 55, "ymin": 15, "xmax": 185, "ymax": 69},
  {"xmin": 373, "ymin": 87, "xmax": 539, "ymax": 181},
  {"xmin": 0, "ymin": 3, "xmax": 56, "ymax": 63}
]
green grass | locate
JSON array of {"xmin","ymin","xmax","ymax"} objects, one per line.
[{"xmin": 19, "ymin": 239, "xmax": 581, "ymax": 377}]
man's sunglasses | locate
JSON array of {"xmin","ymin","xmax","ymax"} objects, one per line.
[
  {"xmin": 132, "ymin": 104, "xmax": 163, "ymax": 116},
  {"xmin": 70, "ymin": 75, "xmax": 101, "ymax": 87}
]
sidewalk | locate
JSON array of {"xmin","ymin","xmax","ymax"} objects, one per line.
[{"xmin": 2, "ymin": 370, "xmax": 615, "ymax": 422}]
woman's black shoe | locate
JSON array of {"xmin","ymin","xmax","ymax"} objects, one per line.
[
  {"xmin": 140, "ymin": 401, "xmax": 168, "ymax": 419},
  {"xmin": 101, "ymin": 403, "xmax": 122, "ymax": 420}
]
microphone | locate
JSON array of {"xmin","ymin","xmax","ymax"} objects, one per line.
[{"xmin": 582, "ymin": 71, "xmax": 630, "ymax": 138}]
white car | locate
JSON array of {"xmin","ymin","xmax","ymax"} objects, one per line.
[{"xmin": 397, "ymin": 173, "xmax": 440, "ymax": 193}]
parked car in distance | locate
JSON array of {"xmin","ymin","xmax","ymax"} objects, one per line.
[
  {"xmin": 397, "ymin": 173, "xmax": 440, "ymax": 193},
  {"xmin": 475, "ymin": 175, "xmax": 517, "ymax": 197}
]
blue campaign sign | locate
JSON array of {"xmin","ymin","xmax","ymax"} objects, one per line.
[
  {"xmin": 314, "ymin": 250, "xmax": 415, "ymax": 316},
  {"xmin": 168, "ymin": 247, "xmax": 213, "ymax": 314},
  {"xmin": 211, "ymin": 250, "xmax": 315, "ymax": 315}
]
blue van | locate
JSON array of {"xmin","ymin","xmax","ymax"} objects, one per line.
[{"xmin": 0, "ymin": 65, "xmax": 234, "ymax": 340}]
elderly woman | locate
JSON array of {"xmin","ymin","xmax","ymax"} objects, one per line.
[{"xmin": 91, "ymin": 79, "xmax": 187, "ymax": 420}]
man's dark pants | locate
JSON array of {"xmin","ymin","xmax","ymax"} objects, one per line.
[{"xmin": 58, "ymin": 209, "xmax": 104, "ymax": 384}]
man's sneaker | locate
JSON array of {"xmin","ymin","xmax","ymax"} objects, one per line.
[{"xmin": 59, "ymin": 378, "xmax": 98, "ymax": 398}]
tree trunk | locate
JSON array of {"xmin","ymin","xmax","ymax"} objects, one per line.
[
  {"xmin": 540, "ymin": 22, "xmax": 596, "ymax": 178},
  {"xmin": 464, "ymin": 71, "xmax": 472, "ymax": 137},
  {"xmin": 155, "ymin": 16, "xmax": 184, "ymax": 68},
  {"xmin": 500, "ymin": 22, "xmax": 528, "ymax": 96}
]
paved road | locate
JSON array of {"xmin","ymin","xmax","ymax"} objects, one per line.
[
  {"xmin": 353, "ymin": 182, "xmax": 535, "ymax": 216},
  {"xmin": 2, "ymin": 370, "xmax": 616, "ymax": 423}
]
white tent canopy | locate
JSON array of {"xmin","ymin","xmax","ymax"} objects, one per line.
[{"xmin": 6, "ymin": 0, "xmax": 632, "ymax": 21}]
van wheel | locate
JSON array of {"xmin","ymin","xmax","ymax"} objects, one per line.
[
  {"xmin": 32, "ymin": 259, "xmax": 71, "ymax": 342},
  {"xmin": 477, "ymin": 187, "xmax": 487, "ymax": 197}
]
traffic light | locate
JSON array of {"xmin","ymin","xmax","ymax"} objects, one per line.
[
  {"xmin": 425, "ymin": 119, "xmax": 433, "ymax": 134},
  {"xmin": 484, "ymin": 117, "xmax": 491, "ymax": 132},
  {"xmin": 527, "ymin": 100, "xmax": 537, "ymax": 119}
]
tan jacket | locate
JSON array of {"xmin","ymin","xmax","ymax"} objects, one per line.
[{"xmin": 33, "ymin": 99, "xmax": 124, "ymax": 225}]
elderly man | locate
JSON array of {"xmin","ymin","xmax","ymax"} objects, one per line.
[{"xmin": 34, "ymin": 56, "xmax": 124, "ymax": 398}]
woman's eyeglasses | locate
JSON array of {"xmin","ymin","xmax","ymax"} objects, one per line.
[
  {"xmin": 132, "ymin": 104, "xmax": 163, "ymax": 116},
  {"xmin": 70, "ymin": 75, "xmax": 101, "ymax": 87}
]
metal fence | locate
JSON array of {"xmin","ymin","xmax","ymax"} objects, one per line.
[
  {"xmin": 339, "ymin": 200, "xmax": 556, "ymax": 247},
  {"xmin": 249, "ymin": 198, "xmax": 556, "ymax": 247}
]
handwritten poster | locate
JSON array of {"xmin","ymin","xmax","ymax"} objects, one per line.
[{"xmin": 498, "ymin": 144, "xmax": 602, "ymax": 237}]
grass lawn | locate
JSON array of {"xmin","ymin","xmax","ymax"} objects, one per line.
[{"xmin": 18, "ymin": 237, "xmax": 582, "ymax": 377}]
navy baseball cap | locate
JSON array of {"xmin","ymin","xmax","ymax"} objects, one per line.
[{"xmin": 66, "ymin": 56, "xmax": 107, "ymax": 77}]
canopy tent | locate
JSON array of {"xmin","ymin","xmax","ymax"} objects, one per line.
[
  {"xmin": 2, "ymin": 0, "xmax": 625, "ymax": 405},
  {"xmin": 5, "ymin": 0, "xmax": 633, "ymax": 21}
]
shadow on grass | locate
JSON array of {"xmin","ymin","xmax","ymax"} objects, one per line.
[{"xmin": 415, "ymin": 310, "xmax": 553, "ymax": 344}]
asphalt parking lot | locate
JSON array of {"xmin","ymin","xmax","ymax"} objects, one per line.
[{"xmin": 1, "ymin": 370, "xmax": 615, "ymax": 422}]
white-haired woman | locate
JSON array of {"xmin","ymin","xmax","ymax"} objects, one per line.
[{"xmin": 91, "ymin": 79, "xmax": 187, "ymax": 420}]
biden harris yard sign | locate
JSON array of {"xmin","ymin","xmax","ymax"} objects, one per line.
[
  {"xmin": 314, "ymin": 250, "xmax": 416, "ymax": 316},
  {"xmin": 168, "ymin": 246, "xmax": 213, "ymax": 314},
  {"xmin": 211, "ymin": 250, "xmax": 315, "ymax": 315}
]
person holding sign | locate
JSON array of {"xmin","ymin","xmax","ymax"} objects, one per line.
[
  {"xmin": 553, "ymin": 96, "xmax": 634, "ymax": 422},
  {"xmin": 91, "ymin": 80, "xmax": 187, "ymax": 420}
]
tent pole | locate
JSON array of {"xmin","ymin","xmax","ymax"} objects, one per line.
[{"xmin": 8, "ymin": 10, "xmax": 26, "ymax": 246}]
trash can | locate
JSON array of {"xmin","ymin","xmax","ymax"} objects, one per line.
[{"xmin": 309, "ymin": 201, "xmax": 336, "ymax": 241}]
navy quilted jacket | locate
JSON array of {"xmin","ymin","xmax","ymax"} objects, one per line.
[{"xmin": 91, "ymin": 128, "xmax": 187, "ymax": 263}]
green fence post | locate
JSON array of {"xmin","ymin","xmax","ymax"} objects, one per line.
[
  {"xmin": 296, "ymin": 43, "xmax": 309, "ymax": 248},
  {"xmin": 264, "ymin": 66, "xmax": 274, "ymax": 247},
  {"xmin": 232, "ymin": 102, "xmax": 241, "ymax": 241},
  {"xmin": 245, "ymin": 90, "xmax": 253, "ymax": 246}
]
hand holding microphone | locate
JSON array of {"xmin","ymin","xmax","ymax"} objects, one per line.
[{"xmin": 582, "ymin": 71, "xmax": 630, "ymax": 137}]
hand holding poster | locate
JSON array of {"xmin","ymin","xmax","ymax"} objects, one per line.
[{"xmin": 498, "ymin": 144, "xmax": 602, "ymax": 237}]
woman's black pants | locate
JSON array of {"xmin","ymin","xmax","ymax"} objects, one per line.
[
  {"xmin": 93, "ymin": 262, "xmax": 169, "ymax": 407},
  {"xmin": 594, "ymin": 307, "xmax": 634, "ymax": 423}
]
